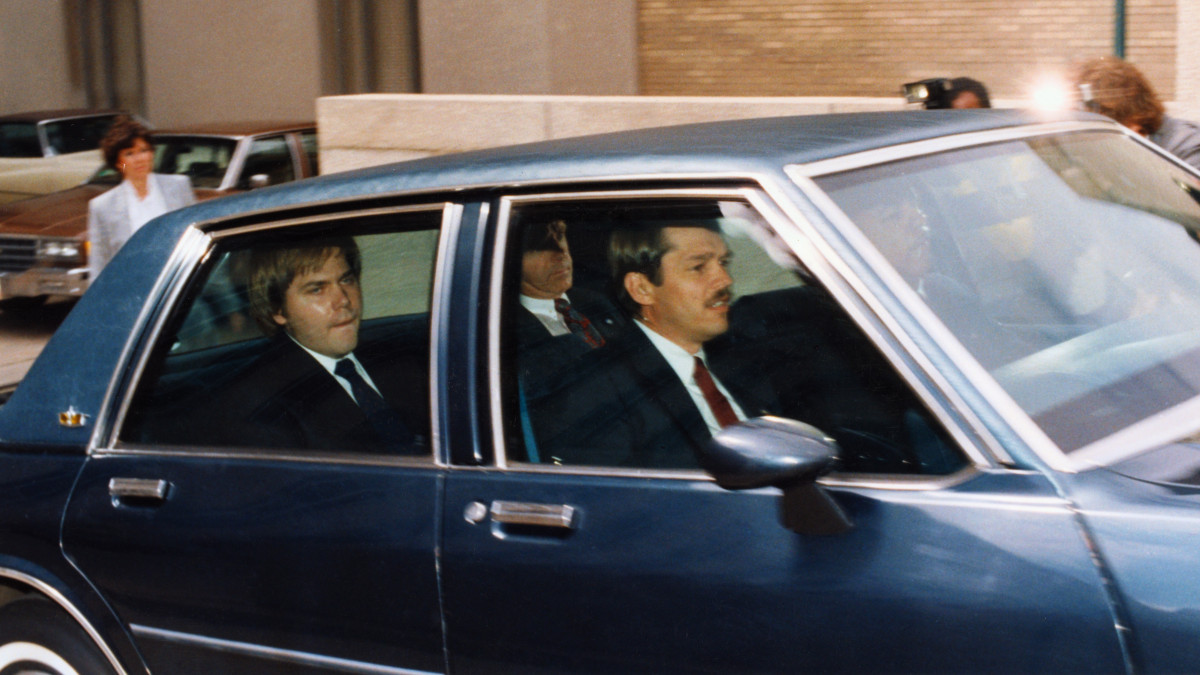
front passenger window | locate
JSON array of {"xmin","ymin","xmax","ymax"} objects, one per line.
[{"xmin": 501, "ymin": 195, "xmax": 967, "ymax": 475}]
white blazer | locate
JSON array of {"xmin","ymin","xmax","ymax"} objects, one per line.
[{"xmin": 87, "ymin": 173, "xmax": 195, "ymax": 282}]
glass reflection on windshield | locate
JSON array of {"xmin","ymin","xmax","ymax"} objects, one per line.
[{"xmin": 816, "ymin": 131, "xmax": 1200, "ymax": 453}]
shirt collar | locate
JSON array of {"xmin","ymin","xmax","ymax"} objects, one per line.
[
  {"xmin": 519, "ymin": 292, "xmax": 568, "ymax": 319},
  {"xmin": 288, "ymin": 333, "xmax": 363, "ymax": 378},
  {"xmin": 634, "ymin": 319, "xmax": 706, "ymax": 383}
]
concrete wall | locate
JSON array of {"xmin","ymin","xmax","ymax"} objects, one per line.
[
  {"xmin": 0, "ymin": 0, "xmax": 81, "ymax": 113},
  {"xmin": 317, "ymin": 93, "xmax": 905, "ymax": 173},
  {"xmin": 417, "ymin": 0, "xmax": 638, "ymax": 95},
  {"xmin": 140, "ymin": 0, "xmax": 323, "ymax": 127}
]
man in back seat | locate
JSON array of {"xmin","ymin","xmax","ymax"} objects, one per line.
[{"xmin": 207, "ymin": 236, "xmax": 425, "ymax": 453}]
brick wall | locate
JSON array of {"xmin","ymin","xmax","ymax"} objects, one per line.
[{"xmin": 639, "ymin": 0, "xmax": 1177, "ymax": 102}]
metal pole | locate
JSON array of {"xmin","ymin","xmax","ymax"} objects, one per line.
[{"xmin": 1115, "ymin": 0, "xmax": 1126, "ymax": 58}]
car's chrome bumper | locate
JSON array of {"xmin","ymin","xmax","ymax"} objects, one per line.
[{"xmin": 0, "ymin": 267, "xmax": 88, "ymax": 300}]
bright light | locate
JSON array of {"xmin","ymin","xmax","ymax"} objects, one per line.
[{"xmin": 1029, "ymin": 74, "xmax": 1074, "ymax": 113}]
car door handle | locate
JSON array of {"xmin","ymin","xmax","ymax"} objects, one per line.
[
  {"xmin": 490, "ymin": 501, "xmax": 576, "ymax": 530},
  {"xmin": 108, "ymin": 478, "xmax": 171, "ymax": 506}
]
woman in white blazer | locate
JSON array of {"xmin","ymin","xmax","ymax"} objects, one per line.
[{"xmin": 87, "ymin": 116, "xmax": 195, "ymax": 283}]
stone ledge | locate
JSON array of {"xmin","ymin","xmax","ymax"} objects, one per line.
[{"xmin": 317, "ymin": 94, "xmax": 907, "ymax": 174}]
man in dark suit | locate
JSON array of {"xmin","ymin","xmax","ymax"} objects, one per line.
[
  {"xmin": 514, "ymin": 219, "xmax": 624, "ymax": 396},
  {"xmin": 530, "ymin": 221, "xmax": 774, "ymax": 469},
  {"xmin": 211, "ymin": 237, "xmax": 426, "ymax": 454}
]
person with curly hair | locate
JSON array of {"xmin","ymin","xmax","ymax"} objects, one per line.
[
  {"xmin": 87, "ymin": 115, "xmax": 195, "ymax": 282},
  {"xmin": 1072, "ymin": 56, "xmax": 1200, "ymax": 171}
]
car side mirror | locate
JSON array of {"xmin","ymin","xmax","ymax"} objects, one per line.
[
  {"xmin": 248, "ymin": 173, "xmax": 270, "ymax": 189},
  {"xmin": 701, "ymin": 416, "xmax": 852, "ymax": 536}
]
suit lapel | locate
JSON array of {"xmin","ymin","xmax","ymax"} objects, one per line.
[{"xmin": 619, "ymin": 328, "xmax": 712, "ymax": 452}]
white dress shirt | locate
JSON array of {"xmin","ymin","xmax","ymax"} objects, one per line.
[
  {"xmin": 634, "ymin": 320, "xmax": 746, "ymax": 435},
  {"xmin": 290, "ymin": 336, "xmax": 382, "ymax": 404},
  {"xmin": 519, "ymin": 293, "xmax": 571, "ymax": 336}
]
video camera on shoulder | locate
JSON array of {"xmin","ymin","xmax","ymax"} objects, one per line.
[{"xmin": 902, "ymin": 78, "xmax": 954, "ymax": 109}]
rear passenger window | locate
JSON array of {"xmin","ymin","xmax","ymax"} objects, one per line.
[
  {"xmin": 121, "ymin": 209, "xmax": 442, "ymax": 456},
  {"xmin": 502, "ymin": 195, "xmax": 968, "ymax": 475}
]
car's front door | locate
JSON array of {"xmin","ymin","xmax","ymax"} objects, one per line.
[
  {"xmin": 440, "ymin": 191, "xmax": 1128, "ymax": 674},
  {"xmin": 62, "ymin": 205, "xmax": 454, "ymax": 674}
]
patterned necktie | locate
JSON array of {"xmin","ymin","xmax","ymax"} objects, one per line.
[
  {"xmin": 693, "ymin": 356, "xmax": 739, "ymax": 429},
  {"xmin": 554, "ymin": 298, "xmax": 605, "ymax": 348},
  {"xmin": 334, "ymin": 358, "xmax": 413, "ymax": 447}
]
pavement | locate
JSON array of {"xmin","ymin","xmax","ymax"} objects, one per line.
[{"xmin": 0, "ymin": 299, "xmax": 74, "ymax": 392}]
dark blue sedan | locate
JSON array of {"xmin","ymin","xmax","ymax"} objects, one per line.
[{"xmin": 1, "ymin": 109, "xmax": 1199, "ymax": 674}]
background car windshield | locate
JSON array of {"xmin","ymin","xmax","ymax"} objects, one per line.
[
  {"xmin": 154, "ymin": 136, "xmax": 237, "ymax": 188},
  {"xmin": 41, "ymin": 116, "xmax": 116, "ymax": 155},
  {"xmin": 0, "ymin": 122, "xmax": 43, "ymax": 157},
  {"xmin": 816, "ymin": 131, "xmax": 1200, "ymax": 454}
]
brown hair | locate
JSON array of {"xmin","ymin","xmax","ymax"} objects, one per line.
[
  {"xmin": 247, "ymin": 237, "xmax": 362, "ymax": 336},
  {"xmin": 1072, "ymin": 56, "xmax": 1165, "ymax": 134},
  {"xmin": 100, "ymin": 115, "xmax": 153, "ymax": 171},
  {"xmin": 608, "ymin": 221, "xmax": 720, "ymax": 318}
]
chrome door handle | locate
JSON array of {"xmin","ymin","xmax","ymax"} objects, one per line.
[
  {"xmin": 108, "ymin": 478, "xmax": 171, "ymax": 505},
  {"xmin": 490, "ymin": 501, "xmax": 576, "ymax": 530}
]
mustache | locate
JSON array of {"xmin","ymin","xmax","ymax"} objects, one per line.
[{"xmin": 708, "ymin": 288, "xmax": 733, "ymax": 305}]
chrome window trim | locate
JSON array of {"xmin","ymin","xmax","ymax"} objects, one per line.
[
  {"xmin": 787, "ymin": 119, "xmax": 1128, "ymax": 179},
  {"xmin": 0, "ymin": 568, "xmax": 129, "ymax": 675},
  {"xmin": 429, "ymin": 203, "xmax": 466, "ymax": 467},
  {"xmin": 103, "ymin": 203, "xmax": 456, "ymax": 467},
  {"xmin": 784, "ymin": 120, "xmax": 1155, "ymax": 473},
  {"xmin": 485, "ymin": 184, "xmax": 1000, "ymax": 484},
  {"xmin": 130, "ymin": 624, "xmax": 440, "ymax": 675}
]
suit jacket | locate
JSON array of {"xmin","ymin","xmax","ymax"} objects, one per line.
[
  {"xmin": 205, "ymin": 336, "xmax": 428, "ymax": 454},
  {"xmin": 529, "ymin": 323, "xmax": 775, "ymax": 469},
  {"xmin": 88, "ymin": 173, "xmax": 195, "ymax": 281},
  {"xmin": 515, "ymin": 287, "xmax": 626, "ymax": 399}
]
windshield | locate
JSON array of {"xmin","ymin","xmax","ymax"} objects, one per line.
[
  {"xmin": 88, "ymin": 135, "xmax": 238, "ymax": 188},
  {"xmin": 0, "ymin": 122, "xmax": 44, "ymax": 158},
  {"xmin": 815, "ymin": 130, "xmax": 1200, "ymax": 455},
  {"xmin": 42, "ymin": 116, "xmax": 116, "ymax": 155}
]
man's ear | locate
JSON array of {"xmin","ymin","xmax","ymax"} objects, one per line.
[
  {"xmin": 624, "ymin": 272, "xmax": 655, "ymax": 307},
  {"xmin": 272, "ymin": 310, "xmax": 288, "ymax": 327}
]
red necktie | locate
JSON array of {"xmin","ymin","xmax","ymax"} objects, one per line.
[
  {"xmin": 693, "ymin": 356, "xmax": 739, "ymax": 428},
  {"xmin": 555, "ymin": 298, "xmax": 605, "ymax": 348}
]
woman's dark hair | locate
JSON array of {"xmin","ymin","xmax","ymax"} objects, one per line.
[{"xmin": 100, "ymin": 115, "xmax": 153, "ymax": 171}]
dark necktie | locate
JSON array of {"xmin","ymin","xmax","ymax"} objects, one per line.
[
  {"xmin": 555, "ymin": 298, "xmax": 605, "ymax": 348},
  {"xmin": 693, "ymin": 356, "xmax": 739, "ymax": 429},
  {"xmin": 334, "ymin": 358, "xmax": 413, "ymax": 447}
]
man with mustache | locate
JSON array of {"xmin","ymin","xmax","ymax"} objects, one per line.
[
  {"xmin": 208, "ymin": 237, "xmax": 425, "ymax": 453},
  {"xmin": 530, "ymin": 222, "xmax": 775, "ymax": 468}
]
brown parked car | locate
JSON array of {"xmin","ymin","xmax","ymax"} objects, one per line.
[
  {"xmin": 0, "ymin": 109, "xmax": 130, "ymax": 204},
  {"xmin": 0, "ymin": 121, "xmax": 317, "ymax": 309}
]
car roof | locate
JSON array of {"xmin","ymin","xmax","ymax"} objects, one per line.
[
  {"xmin": 0, "ymin": 109, "xmax": 123, "ymax": 123},
  {"xmin": 155, "ymin": 121, "xmax": 315, "ymax": 137},
  {"xmin": 179, "ymin": 109, "xmax": 1103, "ymax": 222}
]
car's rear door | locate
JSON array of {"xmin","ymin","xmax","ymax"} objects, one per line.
[
  {"xmin": 439, "ymin": 189, "xmax": 1128, "ymax": 674},
  {"xmin": 62, "ymin": 203, "xmax": 460, "ymax": 674}
]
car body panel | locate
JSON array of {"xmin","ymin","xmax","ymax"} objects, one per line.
[
  {"xmin": 2, "ymin": 109, "xmax": 1200, "ymax": 673},
  {"xmin": 441, "ymin": 468, "xmax": 1125, "ymax": 673}
]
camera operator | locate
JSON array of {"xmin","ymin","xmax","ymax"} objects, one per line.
[
  {"xmin": 1072, "ymin": 56, "xmax": 1200, "ymax": 172},
  {"xmin": 904, "ymin": 77, "xmax": 991, "ymax": 110}
]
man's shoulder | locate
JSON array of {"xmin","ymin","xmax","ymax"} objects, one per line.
[{"xmin": 569, "ymin": 287, "xmax": 628, "ymax": 335}]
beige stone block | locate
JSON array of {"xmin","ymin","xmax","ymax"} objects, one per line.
[
  {"xmin": 319, "ymin": 94, "xmax": 550, "ymax": 154},
  {"xmin": 320, "ymin": 148, "xmax": 435, "ymax": 175}
]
